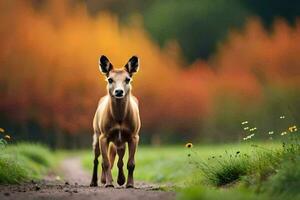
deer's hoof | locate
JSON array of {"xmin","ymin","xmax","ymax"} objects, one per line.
[
  {"xmin": 105, "ymin": 183, "xmax": 114, "ymax": 188},
  {"xmin": 126, "ymin": 184, "xmax": 134, "ymax": 188},
  {"xmin": 117, "ymin": 174, "xmax": 126, "ymax": 186},
  {"xmin": 90, "ymin": 181, "xmax": 98, "ymax": 187}
]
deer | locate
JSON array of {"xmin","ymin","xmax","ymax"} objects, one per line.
[{"xmin": 90, "ymin": 55, "xmax": 141, "ymax": 188}]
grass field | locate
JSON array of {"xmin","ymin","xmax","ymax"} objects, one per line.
[{"xmin": 81, "ymin": 139, "xmax": 300, "ymax": 200}]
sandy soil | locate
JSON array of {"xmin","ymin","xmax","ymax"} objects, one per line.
[{"xmin": 0, "ymin": 157, "xmax": 176, "ymax": 200}]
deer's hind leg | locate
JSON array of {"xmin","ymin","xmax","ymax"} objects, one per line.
[{"xmin": 90, "ymin": 132, "xmax": 100, "ymax": 187}]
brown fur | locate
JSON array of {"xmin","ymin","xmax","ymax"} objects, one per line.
[{"xmin": 90, "ymin": 56, "xmax": 141, "ymax": 188}]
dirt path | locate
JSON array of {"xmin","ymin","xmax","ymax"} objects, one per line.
[{"xmin": 0, "ymin": 157, "xmax": 176, "ymax": 200}]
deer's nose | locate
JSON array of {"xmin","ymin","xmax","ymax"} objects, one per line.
[{"xmin": 114, "ymin": 89, "xmax": 124, "ymax": 97}]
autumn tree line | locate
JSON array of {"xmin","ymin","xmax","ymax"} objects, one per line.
[{"xmin": 0, "ymin": 1, "xmax": 299, "ymax": 148}]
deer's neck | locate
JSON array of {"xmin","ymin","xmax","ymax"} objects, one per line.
[{"xmin": 109, "ymin": 93, "xmax": 130, "ymax": 123}]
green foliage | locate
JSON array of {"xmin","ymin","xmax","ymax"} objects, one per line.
[
  {"xmin": 144, "ymin": 0, "xmax": 248, "ymax": 61},
  {"xmin": 0, "ymin": 143, "xmax": 54, "ymax": 184}
]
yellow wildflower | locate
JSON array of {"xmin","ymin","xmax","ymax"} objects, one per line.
[
  {"xmin": 185, "ymin": 143, "xmax": 193, "ymax": 148},
  {"xmin": 249, "ymin": 128, "xmax": 257, "ymax": 132},
  {"xmin": 0, "ymin": 128, "xmax": 4, "ymax": 133},
  {"xmin": 288, "ymin": 125, "xmax": 297, "ymax": 132},
  {"xmin": 281, "ymin": 131, "xmax": 287, "ymax": 136},
  {"xmin": 4, "ymin": 135, "xmax": 11, "ymax": 140}
]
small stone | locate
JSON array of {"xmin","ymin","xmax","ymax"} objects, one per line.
[
  {"xmin": 65, "ymin": 181, "xmax": 70, "ymax": 185},
  {"xmin": 4, "ymin": 192, "xmax": 10, "ymax": 196},
  {"xmin": 73, "ymin": 190, "xmax": 78, "ymax": 193},
  {"xmin": 35, "ymin": 185, "xmax": 41, "ymax": 191}
]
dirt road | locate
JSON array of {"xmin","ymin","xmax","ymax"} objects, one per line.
[{"xmin": 0, "ymin": 157, "xmax": 176, "ymax": 200}]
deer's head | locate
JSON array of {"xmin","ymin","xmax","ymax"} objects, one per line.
[{"xmin": 99, "ymin": 55, "xmax": 139, "ymax": 99}]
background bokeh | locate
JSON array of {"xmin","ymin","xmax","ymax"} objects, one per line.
[{"xmin": 0, "ymin": 0, "xmax": 299, "ymax": 148}]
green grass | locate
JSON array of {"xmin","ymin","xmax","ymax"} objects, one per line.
[
  {"xmin": 177, "ymin": 186, "xmax": 269, "ymax": 200},
  {"xmin": 81, "ymin": 141, "xmax": 300, "ymax": 199},
  {"xmin": 0, "ymin": 143, "xmax": 55, "ymax": 184},
  {"xmin": 81, "ymin": 142, "xmax": 279, "ymax": 185}
]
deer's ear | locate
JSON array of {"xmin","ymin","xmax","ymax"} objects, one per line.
[
  {"xmin": 99, "ymin": 55, "xmax": 113, "ymax": 76},
  {"xmin": 125, "ymin": 56, "xmax": 139, "ymax": 76}
]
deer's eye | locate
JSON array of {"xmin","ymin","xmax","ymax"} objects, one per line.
[
  {"xmin": 125, "ymin": 77, "xmax": 131, "ymax": 84},
  {"xmin": 107, "ymin": 78, "xmax": 113, "ymax": 84}
]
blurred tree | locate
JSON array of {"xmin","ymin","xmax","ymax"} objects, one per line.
[
  {"xmin": 75, "ymin": 0, "xmax": 300, "ymax": 62},
  {"xmin": 243, "ymin": 0, "xmax": 300, "ymax": 27},
  {"xmin": 143, "ymin": 0, "xmax": 249, "ymax": 62},
  {"xmin": 84, "ymin": 0, "xmax": 154, "ymax": 22}
]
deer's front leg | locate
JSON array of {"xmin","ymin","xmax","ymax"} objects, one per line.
[
  {"xmin": 90, "ymin": 132, "xmax": 100, "ymax": 187},
  {"xmin": 100, "ymin": 135, "xmax": 114, "ymax": 187},
  {"xmin": 117, "ymin": 146, "xmax": 126, "ymax": 186},
  {"xmin": 126, "ymin": 135, "xmax": 139, "ymax": 188}
]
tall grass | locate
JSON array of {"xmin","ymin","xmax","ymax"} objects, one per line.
[{"xmin": 0, "ymin": 142, "xmax": 54, "ymax": 184}]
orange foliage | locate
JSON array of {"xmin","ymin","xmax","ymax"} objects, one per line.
[
  {"xmin": 0, "ymin": 1, "xmax": 299, "ymax": 136},
  {"xmin": 213, "ymin": 18, "xmax": 300, "ymax": 87}
]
